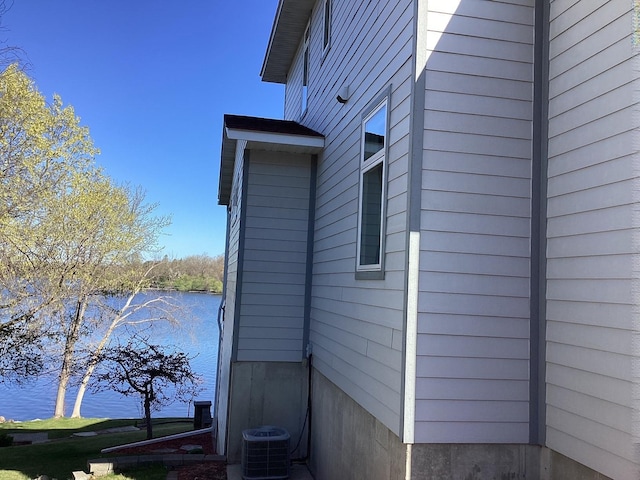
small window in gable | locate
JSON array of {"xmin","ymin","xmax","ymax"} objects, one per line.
[
  {"xmin": 357, "ymin": 96, "xmax": 388, "ymax": 276},
  {"xmin": 230, "ymin": 182, "xmax": 240, "ymax": 227},
  {"xmin": 302, "ymin": 22, "xmax": 310, "ymax": 115},
  {"xmin": 322, "ymin": 0, "xmax": 331, "ymax": 54}
]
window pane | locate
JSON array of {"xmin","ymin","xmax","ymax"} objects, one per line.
[
  {"xmin": 302, "ymin": 47, "xmax": 309, "ymax": 112},
  {"xmin": 363, "ymin": 105, "xmax": 386, "ymax": 160},
  {"xmin": 323, "ymin": 0, "xmax": 331, "ymax": 49},
  {"xmin": 360, "ymin": 163, "xmax": 383, "ymax": 266},
  {"xmin": 303, "ymin": 47, "xmax": 309, "ymax": 86}
]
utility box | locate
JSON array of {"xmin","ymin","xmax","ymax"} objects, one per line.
[
  {"xmin": 193, "ymin": 400, "xmax": 212, "ymax": 429},
  {"xmin": 242, "ymin": 426, "xmax": 290, "ymax": 479}
]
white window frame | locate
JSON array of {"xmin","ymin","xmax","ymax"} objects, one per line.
[
  {"xmin": 356, "ymin": 93, "xmax": 389, "ymax": 278},
  {"xmin": 322, "ymin": 0, "xmax": 331, "ymax": 55}
]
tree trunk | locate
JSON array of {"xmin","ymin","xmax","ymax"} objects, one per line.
[
  {"xmin": 71, "ymin": 320, "xmax": 120, "ymax": 418},
  {"xmin": 71, "ymin": 292, "xmax": 139, "ymax": 418},
  {"xmin": 70, "ymin": 353, "xmax": 97, "ymax": 419},
  {"xmin": 54, "ymin": 299, "xmax": 86, "ymax": 418},
  {"xmin": 70, "ymin": 290, "xmax": 163, "ymax": 418},
  {"xmin": 144, "ymin": 386, "xmax": 153, "ymax": 439}
]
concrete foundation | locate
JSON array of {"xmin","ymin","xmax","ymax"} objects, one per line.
[
  {"xmin": 309, "ymin": 369, "xmax": 406, "ymax": 480},
  {"xmin": 410, "ymin": 444, "xmax": 541, "ymax": 479},
  {"xmin": 543, "ymin": 448, "xmax": 613, "ymax": 480},
  {"xmin": 226, "ymin": 361, "xmax": 308, "ymax": 464},
  {"xmin": 309, "ymin": 369, "xmax": 612, "ymax": 480}
]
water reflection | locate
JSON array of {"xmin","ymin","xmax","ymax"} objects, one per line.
[{"xmin": 0, "ymin": 291, "xmax": 220, "ymax": 421}]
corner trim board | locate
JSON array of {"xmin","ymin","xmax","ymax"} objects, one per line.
[
  {"xmin": 530, "ymin": 0, "xmax": 549, "ymax": 445},
  {"xmin": 400, "ymin": 0, "xmax": 427, "ymax": 444},
  {"xmin": 302, "ymin": 155, "xmax": 317, "ymax": 359}
]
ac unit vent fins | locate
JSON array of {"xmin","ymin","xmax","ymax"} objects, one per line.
[{"xmin": 241, "ymin": 426, "xmax": 290, "ymax": 480}]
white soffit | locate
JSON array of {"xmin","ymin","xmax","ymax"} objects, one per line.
[
  {"xmin": 225, "ymin": 127, "xmax": 325, "ymax": 153},
  {"xmin": 261, "ymin": 0, "xmax": 316, "ymax": 83}
]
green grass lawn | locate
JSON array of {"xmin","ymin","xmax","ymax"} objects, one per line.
[{"xmin": 0, "ymin": 418, "xmax": 192, "ymax": 480}]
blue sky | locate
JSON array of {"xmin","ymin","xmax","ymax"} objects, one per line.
[{"xmin": 3, "ymin": 1, "xmax": 284, "ymax": 258}]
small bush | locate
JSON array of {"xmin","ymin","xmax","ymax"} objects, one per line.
[{"xmin": 0, "ymin": 432, "xmax": 13, "ymax": 447}]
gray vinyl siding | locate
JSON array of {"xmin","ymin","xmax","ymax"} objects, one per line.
[
  {"xmin": 545, "ymin": 1, "xmax": 639, "ymax": 478},
  {"xmin": 236, "ymin": 150, "xmax": 311, "ymax": 362},
  {"xmin": 284, "ymin": 33, "xmax": 305, "ymax": 122},
  {"xmin": 215, "ymin": 142, "xmax": 245, "ymax": 454},
  {"xmin": 415, "ymin": 0, "xmax": 534, "ymax": 443},
  {"xmin": 284, "ymin": 0, "xmax": 413, "ymax": 435}
]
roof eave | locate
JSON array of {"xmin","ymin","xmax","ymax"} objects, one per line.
[
  {"xmin": 260, "ymin": 0, "xmax": 315, "ymax": 84},
  {"xmin": 218, "ymin": 117, "xmax": 325, "ymax": 206},
  {"xmin": 218, "ymin": 130, "xmax": 237, "ymax": 206},
  {"xmin": 226, "ymin": 127, "xmax": 324, "ymax": 151}
]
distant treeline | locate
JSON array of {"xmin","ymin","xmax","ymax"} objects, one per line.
[{"xmin": 146, "ymin": 254, "xmax": 224, "ymax": 293}]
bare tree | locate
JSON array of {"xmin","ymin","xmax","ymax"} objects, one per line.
[
  {"xmin": 0, "ymin": 2, "xmax": 28, "ymax": 70},
  {"xmin": 94, "ymin": 333, "xmax": 202, "ymax": 439},
  {"xmin": 70, "ymin": 266, "xmax": 184, "ymax": 418}
]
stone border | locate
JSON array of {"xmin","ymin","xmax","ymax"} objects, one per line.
[{"xmin": 100, "ymin": 426, "xmax": 213, "ymax": 453}]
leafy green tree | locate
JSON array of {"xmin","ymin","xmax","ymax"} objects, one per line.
[
  {"xmin": 0, "ymin": 64, "xmax": 98, "ymax": 381},
  {"xmin": 0, "ymin": 66, "xmax": 173, "ymax": 420},
  {"xmin": 42, "ymin": 172, "xmax": 170, "ymax": 417}
]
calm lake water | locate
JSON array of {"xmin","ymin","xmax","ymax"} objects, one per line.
[{"xmin": 0, "ymin": 291, "xmax": 220, "ymax": 421}]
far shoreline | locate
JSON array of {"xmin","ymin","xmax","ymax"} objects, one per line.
[{"xmin": 143, "ymin": 287, "xmax": 222, "ymax": 295}]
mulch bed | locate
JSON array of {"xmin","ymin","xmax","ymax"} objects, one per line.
[
  {"xmin": 176, "ymin": 461, "xmax": 227, "ymax": 480},
  {"xmin": 109, "ymin": 432, "xmax": 215, "ymax": 455},
  {"xmin": 108, "ymin": 432, "xmax": 227, "ymax": 479}
]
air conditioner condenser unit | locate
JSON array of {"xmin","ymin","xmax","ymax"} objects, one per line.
[{"xmin": 241, "ymin": 426, "xmax": 291, "ymax": 480}]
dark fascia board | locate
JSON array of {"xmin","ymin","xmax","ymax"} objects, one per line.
[
  {"xmin": 218, "ymin": 127, "xmax": 237, "ymax": 206},
  {"xmin": 261, "ymin": 0, "xmax": 315, "ymax": 84},
  {"xmin": 218, "ymin": 114, "xmax": 324, "ymax": 206},
  {"xmin": 224, "ymin": 114, "xmax": 324, "ymax": 138}
]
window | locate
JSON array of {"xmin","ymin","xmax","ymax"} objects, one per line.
[
  {"xmin": 302, "ymin": 22, "xmax": 310, "ymax": 115},
  {"xmin": 357, "ymin": 97, "xmax": 388, "ymax": 274},
  {"xmin": 322, "ymin": 0, "xmax": 331, "ymax": 54}
]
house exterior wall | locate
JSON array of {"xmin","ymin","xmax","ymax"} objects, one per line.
[
  {"xmin": 226, "ymin": 361, "xmax": 308, "ymax": 464},
  {"xmin": 545, "ymin": 1, "xmax": 640, "ymax": 478},
  {"xmin": 236, "ymin": 149, "xmax": 312, "ymax": 362},
  {"xmin": 216, "ymin": 140, "xmax": 246, "ymax": 454},
  {"xmin": 219, "ymin": 0, "xmax": 640, "ymax": 476},
  {"xmin": 217, "ymin": 146, "xmax": 313, "ymax": 456},
  {"xmin": 283, "ymin": 0, "xmax": 415, "ymax": 437},
  {"xmin": 415, "ymin": 0, "xmax": 535, "ymax": 443}
]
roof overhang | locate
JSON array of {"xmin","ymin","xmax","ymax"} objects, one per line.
[
  {"xmin": 218, "ymin": 115, "xmax": 324, "ymax": 205},
  {"xmin": 260, "ymin": 0, "xmax": 315, "ymax": 84}
]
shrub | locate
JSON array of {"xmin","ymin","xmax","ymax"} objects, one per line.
[{"xmin": 0, "ymin": 432, "xmax": 13, "ymax": 447}]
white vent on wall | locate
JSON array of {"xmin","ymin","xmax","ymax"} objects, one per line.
[{"xmin": 241, "ymin": 426, "xmax": 291, "ymax": 480}]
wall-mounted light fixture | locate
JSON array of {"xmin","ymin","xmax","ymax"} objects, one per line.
[{"xmin": 337, "ymin": 85, "xmax": 350, "ymax": 104}]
